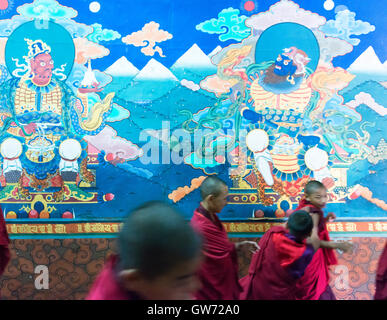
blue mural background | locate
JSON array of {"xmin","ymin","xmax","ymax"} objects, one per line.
[{"xmin": 0, "ymin": 0, "xmax": 385, "ymax": 222}]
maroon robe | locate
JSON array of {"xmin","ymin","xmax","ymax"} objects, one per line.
[
  {"xmin": 191, "ymin": 204, "xmax": 242, "ymax": 300},
  {"xmin": 0, "ymin": 206, "xmax": 10, "ymax": 276},
  {"xmin": 240, "ymin": 226, "xmax": 313, "ymax": 300},
  {"xmin": 86, "ymin": 254, "xmax": 142, "ymax": 300},
  {"xmin": 294, "ymin": 199, "xmax": 338, "ymax": 300},
  {"xmin": 375, "ymin": 242, "xmax": 387, "ymax": 300}
]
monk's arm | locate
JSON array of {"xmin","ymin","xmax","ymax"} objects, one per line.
[
  {"xmin": 235, "ymin": 240, "xmax": 260, "ymax": 252},
  {"xmin": 318, "ymin": 240, "xmax": 353, "ymax": 253},
  {"xmin": 318, "ymin": 240, "xmax": 340, "ymax": 249},
  {"xmin": 306, "ymin": 213, "xmax": 321, "ymax": 251}
]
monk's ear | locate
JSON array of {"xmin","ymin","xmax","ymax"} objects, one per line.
[
  {"xmin": 204, "ymin": 194, "xmax": 214, "ymax": 203},
  {"xmin": 118, "ymin": 269, "xmax": 144, "ymax": 292}
]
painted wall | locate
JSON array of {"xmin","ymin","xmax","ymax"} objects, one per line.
[
  {"xmin": 0, "ymin": 0, "xmax": 385, "ymax": 300},
  {"xmin": 0, "ymin": 236, "xmax": 384, "ymax": 300},
  {"xmin": 0, "ymin": 0, "xmax": 387, "ymax": 299},
  {"xmin": 0, "ymin": 0, "xmax": 384, "ymax": 222}
]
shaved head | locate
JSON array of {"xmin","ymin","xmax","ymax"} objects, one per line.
[
  {"xmin": 304, "ymin": 180, "xmax": 326, "ymax": 196},
  {"xmin": 287, "ymin": 210, "xmax": 313, "ymax": 238},
  {"xmin": 117, "ymin": 201, "xmax": 202, "ymax": 279},
  {"xmin": 200, "ymin": 175, "xmax": 228, "ymax": 200}
]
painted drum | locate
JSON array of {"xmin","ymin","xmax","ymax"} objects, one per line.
[{"xmin": 271, "ymin": 137, "xmax": 301, "ymax": 173}]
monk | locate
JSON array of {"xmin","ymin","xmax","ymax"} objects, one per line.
[
  {"xmin": 191, "ymin": 175, "xmax": 259, "ymax": 300},
  {"xmin": 86, "ymin": 201, "xmax": 202, "ymax": 300},
  {"xmin": 295, "ymin": 180, "xmax": 353, "ymax": 300},
  {"xmin": 374, "ymin": 242, "xmax": 387, "ymax": 300},
  {"xmin": 240, "ymin": 210, "xmax": 314, "ymax": 300},
  {"xmin": 0, "ymin": 205, "xmax": 10, "ymax": 277}
]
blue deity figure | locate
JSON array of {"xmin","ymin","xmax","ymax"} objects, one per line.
[{"xmin": 273, "ymin": 53, "xmax": 297, "ymax": 77}]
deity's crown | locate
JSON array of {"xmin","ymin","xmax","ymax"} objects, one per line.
[{"xmin": 23, "ymin": 38, "xmax": 51, "ymax": 60}]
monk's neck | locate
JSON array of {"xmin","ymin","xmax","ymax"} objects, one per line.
[{"xmin": 200, "ymin": 202, "xmax": 217, "ymax": 222}]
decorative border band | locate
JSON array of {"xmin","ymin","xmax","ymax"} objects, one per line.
[
  {"xmin": 5, "ymin": 220, "xmax": 387, "ymax": 238},
  {"xmin": 7, "ymin": 222, "xmax": 121, "ymax": 235},
  {"xmin": 224, "ymin": 221, "xmax": 387, "ymax": 234}
]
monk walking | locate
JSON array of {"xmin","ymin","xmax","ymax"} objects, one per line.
[
  {"xmin": 294, "ymin": 180, "xmax": 353, "ymax": 300},
  {"xmin": 240, "ymin": 210, "xmax": 315, "ymax": 300},
  {"xmin": 87, "ymin": 201, "xmax": 202, "ymax": 300},
  {"xmin": 191, "ymin": 175, "xmax": 258, "ymax": 300}
]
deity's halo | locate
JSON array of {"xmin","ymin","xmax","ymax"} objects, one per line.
[
  {"xmin": 254, "ymin": 22, "xmax": 320, "ymax": 75},
  {"xmin": 5, "ymin": 20, "xmax": 75, "ymax": 78}
]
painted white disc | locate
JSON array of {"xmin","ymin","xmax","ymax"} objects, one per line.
[
  {"xmin": 304, "ymin": 147, "xmax": 329, "ymax": 171},
  {"xmin": 0, "ymin": 138, "xmax": 22, "ymax": 159},
  {"xmin": 246, "ymin": 129, "xmax": 269, "ymax": 153},
  {"xmin": 59, "ymin": 139, "xmax": 82, "ymax": 160},
  {"xmin": 89, "ymin": 1, "xmax": 101, "ymax": 13},
  {"xmin": 324, "ymin": 0, "xmax": 335, "ymax": 11}
]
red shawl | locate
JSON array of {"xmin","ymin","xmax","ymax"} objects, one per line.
[
  {"xmin": 374, "ymin": 242, "xmax": 387, "ymax": 300},
  {"xmin": 86, "ymin": 254, "xmax": 141, "ymax": 300},
  {"xmin": 191, "ymin": 209, "xmax": 242, "ymax": 300},
  {"xmin": 240, "ymin": 226, "xmax": 307, "ymax": 300},
  {"xmin": 0, "ymin": 206, "xmax": 10, "ymax": 276},
  {"xmin": 294, "ymin": 199, "xmax": 337, "ymax": 300}
]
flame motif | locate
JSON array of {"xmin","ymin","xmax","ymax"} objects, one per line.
[
  {"xmin": 350, "ymin": 185, "xmax": 387, "ymax": 211},
  {"xmin": 80, "ymin": 92, "xmax": 115, "ymax": 131},
  {"xmin": 168, "ymin": 176, "xmax": 207, "ymax": 203}
]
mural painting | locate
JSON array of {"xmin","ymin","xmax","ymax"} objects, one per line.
[
  {"xmin": 0, "ymin": 0, "xmax": 385, "ymax": 301},
  {"xmin": 0, "ymin": 0, "xmax": 384, "ymax": 231}
]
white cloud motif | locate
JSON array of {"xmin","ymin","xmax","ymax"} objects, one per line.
[
  {"xmin": 319, "ymin": 9, "xmax": 375, "ymax": 46},
  {"xmin": 0, "ymin": 15, "xmax": 31, "ymax": 37},
  {"xmin": 17, "ymin": 0, "xmax": 78, "ymax": 20},
  {"xmin": 346, "ymin": 92, "xmax": 387, "ymax": 117},
  {"xmin": 245, "ymin": 0, "xmax": 326, "ymax": 33},
  {"xmin": 243, "ymin": 1, "xmax": 356, "ymax": 64},
  {"xmin": 84, "ymin": 126, "xmax": 143, "ymax": 160},
  {"xmin": 180, "ymin": 79, "xmax": 200, "ymax": 91},
  {"xmin": 314, "ymin": 30, "xmax": 353, "ymax": 63}
]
